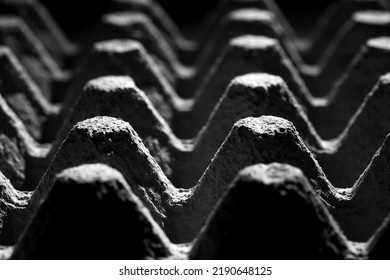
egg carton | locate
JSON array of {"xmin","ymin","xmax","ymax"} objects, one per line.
[{"xmin": 0, "ymin": 0, "xmax": 390, "ymax": 259}]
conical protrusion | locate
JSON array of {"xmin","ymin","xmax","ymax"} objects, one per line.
[
  {"xmin": 314, "ymin": 36, "xmax": 390, "ymax": 138},
  {"xmin": 110, "ymin": 0, "xmax": 192, "ymax": 52},
  {"xmin": 12, "ymin": 164, "xmax": 173, "ymax": 259},
  {"xmin": 29, "ymin": 116, "xmax": 174, "ymax": 232},
  {"xmin": 198, "ymin": 0, "xmax": 295, "ymax": 52},
  {"xmin": 190, "ymin": 163, "xmax": 354, "ymax": 259},
  {"xmin": 185, "ymin": 116, "xmax": 331, "ymax": 240},
  {"xmin": 55, "ymin": 76, "xmax": 177, "ymax": 176},
  {"xmin": 307, "ymin": 10, "xmax": 390, "ymax": 96},
  {"xmin": 65, "ymin": 39, "xmax": 177, "ymax": 122},
  {"xmin": 303, "ymin": 0, "xmax": 385, "ymax": 62},
  {"xmin": 194, "ymin": 9, "xmax": 281, "ymax": 87},
  {"xmin": 182, "ymin": 35, "xmax": 311, "ymax": 138},
  {"xmin": 99, "ymin": 11, "xmax": 183, "ymax": 81},
  {"xmin": 174, "ymin": 73, "xmax": 321, "ymax": 188},
  {"xmin": 200, "ymin": 0, "xmax": 267, "ymax": 44}
]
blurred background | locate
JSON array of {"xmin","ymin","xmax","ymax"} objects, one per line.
[{"xmin": 39, "ymin": 0, "xmax": 341, "ymax": 32}]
